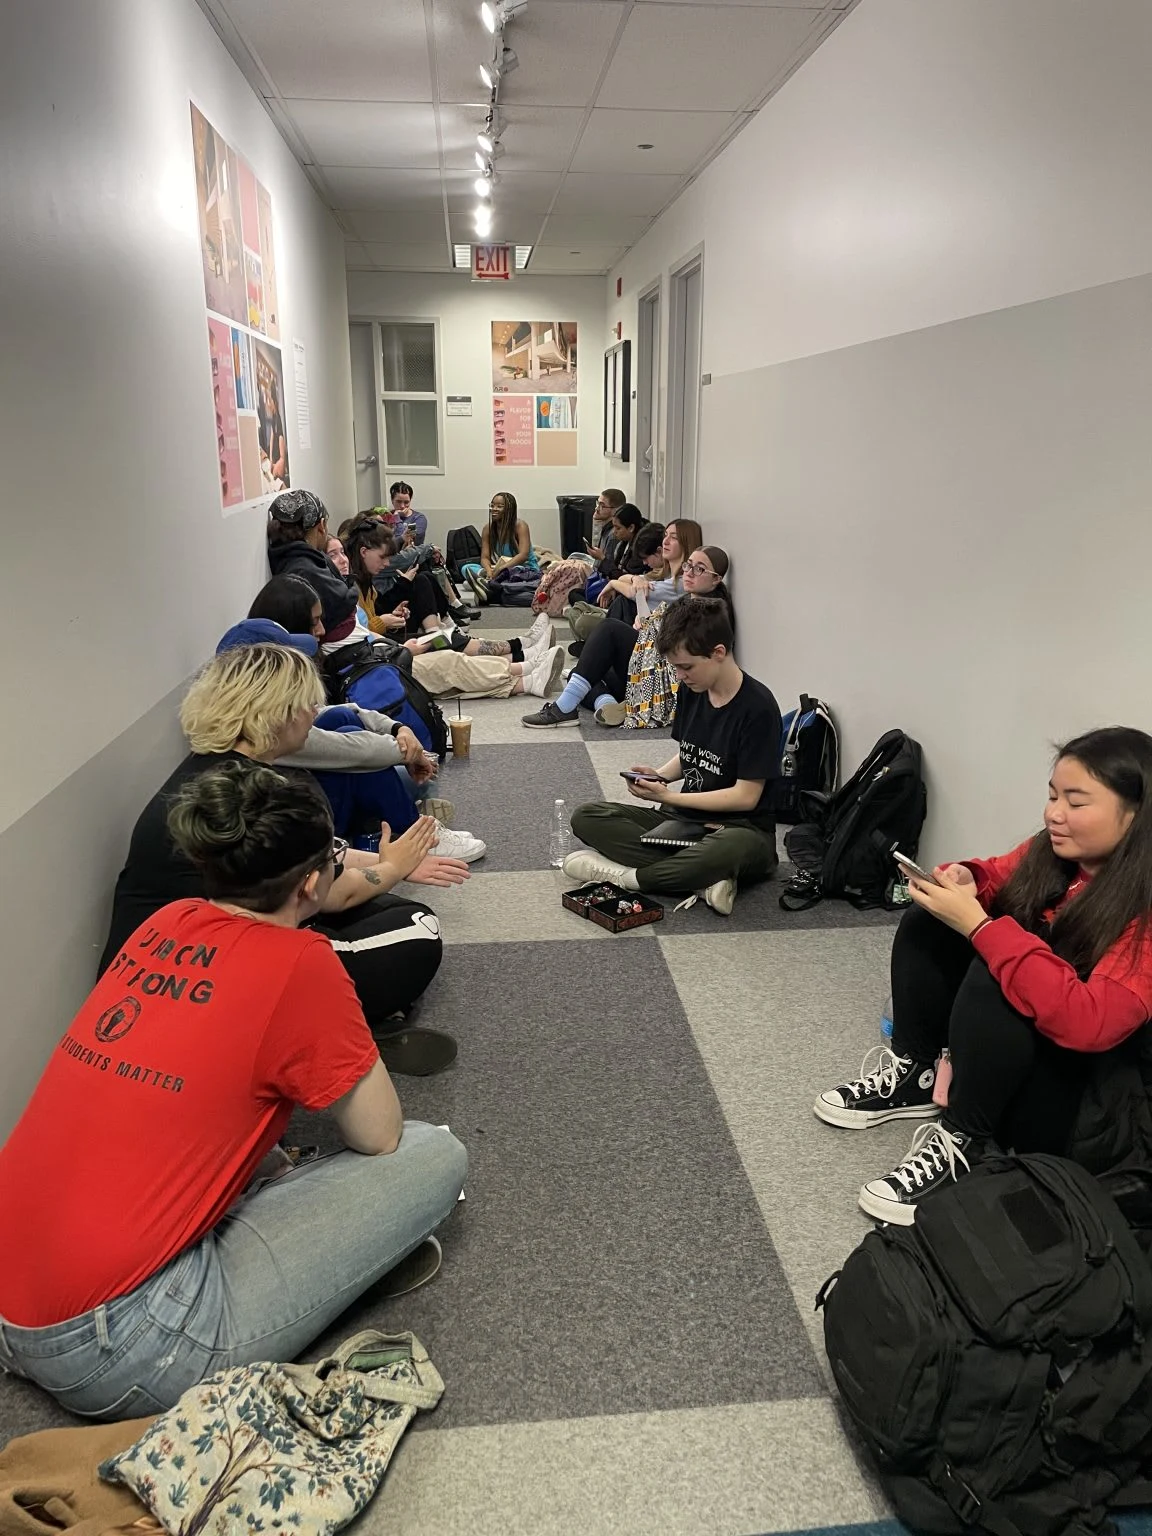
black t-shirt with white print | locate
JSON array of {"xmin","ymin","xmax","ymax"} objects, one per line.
[{"xmin": 672, "ymin": 671, "xmax": 782, "ymax": 836}]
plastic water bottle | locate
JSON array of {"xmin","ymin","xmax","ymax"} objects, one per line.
[
  {"xmin": 549, "ymin": 798, "xmax": 572, "ymax": 868},
  {"xmin": 881, "ymin": 993, "xmax": 894, "ymax": 1045}
]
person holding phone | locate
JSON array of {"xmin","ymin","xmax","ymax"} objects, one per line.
[
  {"xmin": 561, "ymin": 597, "xmax": 781, "ymax": 915},
  {"xmin": 814, "ymin": 727, "xmax": 1152, "ymax": 1225}
]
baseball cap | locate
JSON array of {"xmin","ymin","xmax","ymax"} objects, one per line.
[
  {"xmin": 268, "ymin": 489, "xmax": 328, "ymax": 528},
  {"xmin": 215, "ymin": 619, "xmax": 318, "ymax": 658}
]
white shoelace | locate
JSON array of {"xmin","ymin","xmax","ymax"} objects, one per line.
[
  {"xmin": 843, "ymin": 1045, "xmax": 910, "ymax": 1102},
  {"xmin": 887, "ymin": 1123, "xmax": 970, "ymax": 1194}
]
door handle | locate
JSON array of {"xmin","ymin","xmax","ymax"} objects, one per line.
[{"xmin": 357, "ymin": 453, "xmax": 378, "ymax": 467}]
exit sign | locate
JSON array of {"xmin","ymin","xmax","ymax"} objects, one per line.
[{"xmin": 472, "ymin": 244, "xmax": 512, "ymax": 281}]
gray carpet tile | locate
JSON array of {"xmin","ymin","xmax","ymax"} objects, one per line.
[
  {"xmin": 415, "ymin": 869, "xmax": 659, "ymax": 945},
  {"xmin": 439, "ymin": 743, "xmax": 605, "ymax": 872},
  {"xmin": 294, "ymin": 938, "xmax": 826, "ymax": 1431}
]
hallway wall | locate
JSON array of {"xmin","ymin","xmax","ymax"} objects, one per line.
[
  {"xmin": 0, "ymin": 0, "xmax": 355, "ymax": 1134},
  {"xmin": 606, "ymin": 0, "xmax": 1152, "ymax": 860}
]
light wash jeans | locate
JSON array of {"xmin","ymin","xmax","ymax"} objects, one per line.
[{"xmin": 0, "ymin": 1121, "xmax": 466, "ymax": 1422}]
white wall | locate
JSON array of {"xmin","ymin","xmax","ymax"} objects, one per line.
[
  {"xmin": 0, "ymin": 0, "xmax": 355, "ymax": 1135},
  {"xmin": 606, "ymin": 0, "xmax": 1152, "ymax": 860},
  {"xmin": 345, "ymin": 271, "xmax": 608, "ymax": 552},
  {"xmin": 0, "ymin": 0, "xmax": 355, "ymax": 834}
]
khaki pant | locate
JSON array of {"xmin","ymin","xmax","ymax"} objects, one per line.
[{"xmin": 412, "ymin": 651, "xmax": 516, "ymax": 699}]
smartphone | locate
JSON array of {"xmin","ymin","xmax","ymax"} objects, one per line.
[
  {"xmin": 621, "ymin": 771, "xmax": 667, "ymax": 784},
  {"xmin": 893, "ymin": 849, "xmax": 941, "ymax": 886}
]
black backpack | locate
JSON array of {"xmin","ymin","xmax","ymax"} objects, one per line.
[
  {"xmin": 769, "ymin": 694, "xmax": 839, "ymax": 823},
  {"xmin": 321, "ymin": 641, "xmax": 449, "ymax": 760},
  {"xmin": 779, "ymin": 728, "xmax": 925, "ymax": 910},
  {"xmin": 818, "ymin": 1154, "xmax": 1152, "ymax": 1536},
  {"xmin": 445, "ymin": 525, "xmax": 482, "ymax": 581}
]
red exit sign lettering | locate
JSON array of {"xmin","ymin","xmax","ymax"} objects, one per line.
[{"xmin": 472, "ymin": 244, "xmax": 512, "ymax": 281}]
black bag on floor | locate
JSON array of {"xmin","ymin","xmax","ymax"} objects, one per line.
[
  {"xmin": 445, "ymin": 525, "xmax": 482, "ymax": 581},
  {"xmin": 769, "ymin": 694, "xmax": 839, "ymax": 823},
  {"xmin": 818, "ymin": 1154, "xmax": 1152, "ymax": 1536},
  {"xmin": 779, "ymin": 727, "xmax": 925, "ymax": 910}
]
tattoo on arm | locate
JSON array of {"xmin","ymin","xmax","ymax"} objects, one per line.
[{"xmin": 362, "ymin": 870, "xmax": 384, "ymax": 887}]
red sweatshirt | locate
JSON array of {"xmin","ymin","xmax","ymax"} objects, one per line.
[{"xmin": 962, "ymin": 840, "xmax": 1152, "ymax": 1053}]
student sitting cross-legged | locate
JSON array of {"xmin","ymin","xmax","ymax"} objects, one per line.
[
  {"xmin": 0, "ymin": 760, "xmax": 467, "ymax": 1421},
  {"xmin": 563, "ymin": 597, "xmax": 782, "ymax": 915},
  {"xmin": 814, "ymin": 726, "xmax": 1152, "ymax": 1226}
]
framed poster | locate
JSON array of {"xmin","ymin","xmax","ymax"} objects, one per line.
[{"xmin": 604, "ymin": 340, "xmax": 631, "ymax": 462}]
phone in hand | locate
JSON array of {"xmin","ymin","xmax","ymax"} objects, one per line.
[
  {"xmin": 621, "ymin": 771, "xmax": 667, "ymax": 785},
  {"xmin": 893, "ymin": 849, "xmax": 941, "ymax": 886}
]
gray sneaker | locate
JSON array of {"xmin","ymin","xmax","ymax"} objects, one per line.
[{"xmin": 522, "ymin": 700, "xmax": 580, "ymax": 728}]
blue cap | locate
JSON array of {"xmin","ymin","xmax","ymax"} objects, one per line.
[{"xmin": 215, "ymin": 619, "xmax": 318, "ymax": 658}]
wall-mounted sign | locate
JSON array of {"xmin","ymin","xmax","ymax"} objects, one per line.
[{"xmin": 473, "ymin": 244, "xmax": 512, "ymax": 282}]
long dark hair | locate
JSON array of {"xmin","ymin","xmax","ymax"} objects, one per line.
[
  {"xmin": 690, "ymin": 545, "xmax": 735, "ymax": 635},
  {"xmin": 248, "ymin": 575, "xmax": 319, "ymax": 636},
  {"xmin": 489, "ymin": 491, "xmax": 518, "ymax": 553},
  {"xmin": 993, "ymin": 727, "xmax": 1152, "ymax": 976},
  {"xmin": 343, "ymin": 517, "xmax": 397, "ymax": 596}
]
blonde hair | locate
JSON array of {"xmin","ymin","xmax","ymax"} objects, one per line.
[{"xmin": 180, "ymin": 645, "xmax": 325, "ymax": 757}]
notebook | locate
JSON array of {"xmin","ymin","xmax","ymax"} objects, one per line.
[{"xmin": 639, "ymin": 818, "xmax": 716, "ymax": 848}]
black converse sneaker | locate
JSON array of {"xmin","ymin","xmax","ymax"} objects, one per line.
[
  {"xmin": 813, "ymin": 1046, "xmax": 940, "ymax": 1129},
  {"xmin": 858, "ymin": 1123, "xmax": 973, "ymax": 1225}
]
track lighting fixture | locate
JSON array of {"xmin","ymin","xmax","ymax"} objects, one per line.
[
  {"xmin": 481, "ymin": 0, "xmax": 527, "ymax": 33},
  {"xmin": 479, "ymin": 47, "xmax": 518, "ymax": 91},
  {"xmin": 474, "ymin": 174, "xmax": 494, "ymax": 199}
]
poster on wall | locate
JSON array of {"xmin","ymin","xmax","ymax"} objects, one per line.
[
  {"xmin": 491, "ymin": 320, "xmax": 578, "ymax": 467},
  {"xmin": 191, "ymin": 103, "xmax": 288, "ymax": 512}
]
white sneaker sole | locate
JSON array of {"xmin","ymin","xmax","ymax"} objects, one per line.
[
  {"xmin": 813, "ymin": 1097, "xmax": 941, "ymax": 1130},
  {"xmin": 857, "ymin": 1183, "xmax": 919, "ymax": 1225}
]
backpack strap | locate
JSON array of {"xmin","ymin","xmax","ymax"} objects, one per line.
[
  {"xmin": 779, "ymin": 871, "xmax": 824, "ymax": 912},
  {"xmin": 927, "ymin": 1457, "xmax": 1026, "ymax": 1536}
]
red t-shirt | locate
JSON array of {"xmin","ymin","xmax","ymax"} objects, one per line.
[
  {"xmin": 0, "ymin": 900, "xmax": 379, "ymax": 1328},
  {"xmin": 963, "ymin": 839, "xmax": 1152, "ymax": 1053}
]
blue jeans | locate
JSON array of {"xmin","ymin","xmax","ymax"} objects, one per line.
[
  {"xmin": 311, "ymin": 764, "xmax": 418, "ymax": 839},
  {"xmin": 0, "ymin": 1122, "xmax": 466, "ymax": 1421}
]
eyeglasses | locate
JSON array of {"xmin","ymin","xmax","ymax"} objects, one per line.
[
  {"xmin": 330, "ymin": 837, "xmax": 348, "ymax": 880},
  {"xmin": 683, "ymin": 561, "xmax": 716, "ymax": 578}
]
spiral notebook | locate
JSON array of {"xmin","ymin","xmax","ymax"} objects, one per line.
[{"xmin": 639, "ymin": 818, "xmax": 716, "ymax": 848}]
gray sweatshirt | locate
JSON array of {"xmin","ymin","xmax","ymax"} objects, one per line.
[{"xmin": 275, "ymin": 707, "xmax": 405, "ymax": 773}]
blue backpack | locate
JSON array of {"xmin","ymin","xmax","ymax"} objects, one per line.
[
  {"xmin": 320, "ymin": 642, "xmax": 448, "ymax": 758},
  {"xmin": 769, "ymin": 694, "xmax": 839, "ymax": 822}
]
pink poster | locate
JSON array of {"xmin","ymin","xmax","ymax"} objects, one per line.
[
  {"xmin": 238, "ymin": 157, "xmax": 260, "ymax": 259},
  {"xmin": 208, "ymin": 318, "xmax": 243, "ymax": 507},
  {"xmin": 493, "ymin": 394, "xmax": 534, "ymax": 467}
]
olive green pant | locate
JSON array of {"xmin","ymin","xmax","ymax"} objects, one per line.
[
  {"xmin": 566, "ymin": 602, "xmax": 607, "ymax": 642},
  {"xmin": 570, "ymin": 801, "xmax": 779, "ymax": 896}
]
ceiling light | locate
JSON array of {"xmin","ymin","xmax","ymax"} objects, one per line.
[
  {"xmin": 479, "ymin": 46, "xmax": 518, "ymax": 90},
  {"xmin": 481, "ymin": 1, "xmax": 498, "ymax": 32},
  {"xmin": 515, "ymin": 245, "xmax": 532, "ymax": 270},
  {"xmin": 477, "ymin": 111, "xmax": 504, "ymax": 154},
  {"xmin": 474, "ymin": 150, "xmax": 487, "ymax": 171},
  {"xmin": 474, "ymin": 175, "xmax": 493, "ymax": 198},
  {"xmin": 454, "ymin": 244, "xmax": 472, "ymax": 269},
  {"xmin": 481, "ymin": 0, "xmax": 527, "ymax": 31}
]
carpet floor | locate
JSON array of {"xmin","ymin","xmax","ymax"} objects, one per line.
[{"xmin": 0, "ymin": 606, "xmax": 916, "ymax": 1535}]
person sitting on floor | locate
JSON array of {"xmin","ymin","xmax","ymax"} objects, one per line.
[
  {"xmin": 563, "ymin": 596, "xmax": 781, "ymax": 916},
  {"xmin": 460, "ymin": 491, "xmax": 540, "ymax": 604},
  {"xmin": 596, "ymin": 518, "xmax": 703, "ymax": 625},
  {"xmin": 375, "ymin": 488, "xmax": 479, "ymax": 622},
  {"xmin": 390, "ymin": 479, "xmax": 427, "ymax": 545},
  {"xmin": 265, "ymin": 489, "xmax": 358, "ymax": 636},
  {"xmin": 0, "ymin": 759, "xmax": 467, "ymax": 1420},
  {"xmin": 99, "ymin": 643, "xmax": 463, "ymax": 1073},
  {"xmin": 566, "ymin": 504, "xmax": 649, "ymax": 639},
  {"xmin": 585, "ymin": 488, "xmax": 628, "ymax": 562},
  {"xmin": 343, "ymin": 516, "xmax": 457, "ymax": 639},
  {"xmin": 814, "ymin": 726, "xmax": 1152, "ymax": 1226},
  {"xmin": 526, "ymin": 545, "xmax": 734, "ymax": 731}
]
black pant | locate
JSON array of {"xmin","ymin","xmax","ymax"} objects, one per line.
[
  {"xmin": 891, "ymin": 905, "xmax": 1086, "ymax": 1152},
  {"xmin": 379, "ymin": 570, "xmax": 447, "ymax": 633},
  {"xmin": 606, "ymin": 594, "xmax": 638, "ymax": 625},
  {"xmin": 312, "ymin": 894, "xmax": 442, "ymax": 1027},
  {"xmin": 574, "ymin": 616, "xmax": 637, "ymax": 703}
]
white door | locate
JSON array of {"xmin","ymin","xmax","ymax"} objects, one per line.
[
  {"xmin": 348, "ymin": 321, "xmax": 381, "ymax": 509},
  {"xmin": 666, "ymin": 258, "xmax": 703, "ymax": 523},
  {"xmin": 635, "ymin": 286, "xmax": 660, "ymax": 519}
]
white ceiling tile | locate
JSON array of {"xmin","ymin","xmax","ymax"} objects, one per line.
[
  {"xmin": 284, "ymin": 101, "xmax": 439, "ymax": 168},
  {"xmin": 597, "ymin": 4, "xmax": 821, "ymax": 109},
  {"xmin": 636, "ymin": 0, "xmax": 828, "ymax": 6},
  {"xmin": 320, "ymin": 166, "xmax": 452, "ymax": 210},
  {"xmin": 222, "ymin": 0, "xmax": 434, "ymax": 100},
  {"xmin": 571, "ymin": 108, "xmax": 740, "ymax": 175},
  {"xmin": 539, "ymin": 210, "xmax": 654, "ymax": 244},
  {"xmin": 439, "ymin": 104, "xmax": 587, "ymax": 173},
  {"xmin": 343, "ymin": 239, "xmax": 374, "ymax": 268},
  {"xmin": 551, "ymin": 172, "xmax": 684, "ymax": 216},
  {"xmin": 360, "ymin": 243, "xmax": 453, "ymax": 269},
  {"xmin": 531, "ymin": 245, "xmax": 625, "ymax": 273},
  {"xmin": 348, "ymin": 210, "xmax": 449, "ymax": 242},
  {"xmin": 433, "ymin": 1, "xmax": 624, "ymax": 107},
  {"xmin": 446, "ymin": 169, "xmax": 564, "ymax": 215}
]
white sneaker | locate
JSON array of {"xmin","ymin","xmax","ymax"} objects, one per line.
[
  {"xmin": 522, "ymin": 644, "xmax": 565, "ymax": 698},
  {"xmin": 434, "ymin": 825, "xmax": 487, "ymax": 863},
  {"xmin": 700, "ymin": 878, "xmax": 736, "ymax": 915},
  {"xmin": 562, "ymin": 850, "xmax": 636, "ymax": 887},
  {"xmin": 523, "ymin": 621, "xmax": 556, "ymax": 656},
  {"xmin": 526, "ymin": 611, "xmax": 553, "ymax": 648}
]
